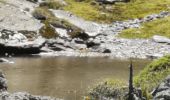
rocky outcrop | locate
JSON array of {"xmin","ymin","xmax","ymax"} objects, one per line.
[
  {"xmin": 152, "ymin": 75, "xmax": 170, "ymax": 100},
  {"xmin": 0, "ymin": 0, "xmax": 43, "ymax": 32},
  {"xmin": 0, "ymin": 30, "xmax": 46, "ymax": 55}
]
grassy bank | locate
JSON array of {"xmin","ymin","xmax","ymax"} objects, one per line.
[
  {"xmin": 119, "ymin": 16, "xmax": 170, "ymax": 39},
  {"xmin": 64, "ymin": 0, "xmax": 170, "ymax": 23},
  {"xmin": 134, "ymin": 55, "xmax": 170, "ymax": 99}
]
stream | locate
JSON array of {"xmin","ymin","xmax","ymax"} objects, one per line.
[{"xmin": 0, "ymin": 56, "xmax": 151, "ymax": 100}]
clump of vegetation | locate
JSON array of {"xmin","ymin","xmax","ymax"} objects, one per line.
[
  {"xmin": 64, "ymin": 0, "xmax": 170, "ymax": 23},
  {"xmin": 33, "ymin": 7, "xmax": 85, "ymax": 39},
  {"xmin": 39, "ymin": 0, "xmax": 65, "ymax": 9},
  {"xmin": 40, "ymin": 21, "xmax": 58, "ymax": 39},
  {"xmin": 119, "ymin": 16, "xmax": 170, "ymax": 39},
  {"xmin": 33, "ymin": 7, "xmax": 59, "ymax": 38},
  {"xmin": 134, "ymin": 55, "xmax": 170, "ymax": 99},
  {"xmin": 89, "ymin": 79, "xmax": 127, "ymax": 99}
]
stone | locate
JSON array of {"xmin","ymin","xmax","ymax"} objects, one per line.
[
  {"xmin": 152, "ymin": 35, "xmax": 170, "ymax": 44},
  {"xmin": 152, "ymin": 75, "xmax": 170, "ymax": 100},
  {"xmin": 96, "ymin": 0, "xmax": 117, "ymax": 4},
  {"xmin": 55, "ymin": 28, "xmax": 68, "ymax": 38},
  {"xmin": 0, "ymin": 71, "xmax": 7, "ymax": 91}
]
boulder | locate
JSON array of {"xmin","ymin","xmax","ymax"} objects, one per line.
[
  {"xmin": 0, "ymin": 37, "xmax": 46, "ymax": 55},
  {"xmin": 152, "ymin": 75, "xmax": 170, "ymax": 100},
  {"xmin": 0, "ymin": 71, "xmax": 7, "ymax": 92},
  {"xmin": 152, "ymin": 35, "xmax": 170, "ymax": 44}
]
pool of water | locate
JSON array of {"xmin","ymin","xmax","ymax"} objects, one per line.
[{"xmin": 0, "ymin": 56, "xmax": 151, "ymax": 100}]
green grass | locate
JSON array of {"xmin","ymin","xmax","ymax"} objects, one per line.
[
  {"xmin": 119, "ymin": 16, "xmax": 170, "ymax": 39},
  {"xmin": 64, "ymin": 0, "xmax": 170, "ymax": 23},
  {"xmin": 134, "ymin": 55, "xmax": 170, "ymax": 99}
]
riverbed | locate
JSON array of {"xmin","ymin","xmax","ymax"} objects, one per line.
[{"xmin": 0, "ymin": 57, "xmax": 151, "ymax": 100}]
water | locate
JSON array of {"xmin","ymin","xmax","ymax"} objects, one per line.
[{"xmin": 0, "ymin": 56, "xmax": 151, "ymax": 100}]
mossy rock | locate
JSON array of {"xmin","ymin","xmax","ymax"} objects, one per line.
[
  {"xmin": 49, "ymin": 18, "xmax": 89, "ymax": 39},
  {"xmin": 134, "ymin": 55, "xmax": 170, "ymax": 99},
  {"xmin": 39, "ymin": 0, "xmax": 65, "ymax": 9}
]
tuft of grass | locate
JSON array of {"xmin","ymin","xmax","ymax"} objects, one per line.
[
  {"xmin": 39, "ymin": 0, "xmax": 65, "ymax": 9},
  {"xmin": 64, "ymin": 0, "xmax": 170, "ymax": 23},
  {"xmin": 119, "ymin": 16, "xmax": 170, "ymax": 39},
  {"xmin": 89, "ymin": 79, "xmax": 127, "ymax": 99},
  {"xmin": 134, "ymin": 55, "xmax": 170, "ymax": 99},
  {"xmin": 33, "ymin": 7, "xmax": 85, "ymax": 39},
  {"xmin": 39, "ymin": 20, "xmax": 58, "ymax": 39}
]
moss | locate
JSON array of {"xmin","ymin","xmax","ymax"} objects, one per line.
[
  {"xmin": 39, "ymin": 0, "xmax": 65, "ymax": 9},
  {"xmin": 64, "ymin": 0, "xmax": 170, "ymax": 23},
  {"xmin": 39, "ymin": 20, "xmax": 58, "ymax": 39},
  {"xmin": 89, "ymin": 79, "xmax": 127, "ymax": 99},
  {"xmin": 119, "ymin": 16, "xmax": 170, "ymax": 39},
  {"xmin": 134, "ymin": 55, "xmax": 170, "ymax": 99}
]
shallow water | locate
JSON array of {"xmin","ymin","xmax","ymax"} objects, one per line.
[{"xmin": 0, "ymin": 57, "xmax": 151, "ymax": 100}]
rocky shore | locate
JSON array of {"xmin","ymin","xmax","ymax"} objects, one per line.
[{"xmin": 0, "ymin": 0, "xmax": 170, "ymax": 59}]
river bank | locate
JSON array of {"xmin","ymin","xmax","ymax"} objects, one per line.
[{"xmin": 0, "ymin": 0, "xmax": 170, "ymax": 59}]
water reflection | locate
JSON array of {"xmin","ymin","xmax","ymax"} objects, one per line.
[{"xmin": 0, "ymin": 57, "xmax": 151, "ymax": 100}]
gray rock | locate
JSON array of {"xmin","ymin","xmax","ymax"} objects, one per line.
[
  {"xmin": 96, "ymin": 0, "xmax": 118, "ymax": 4},
  {"xmin": 152, "ymin": 75, "xmax": 170, "ymax": 100},
  {"xmin": 0, "ymin": 71, "xmax": 7, "ymax": 92},
  {"xmin": 152, "ymin": 35, "xmax": 170, "ymax": 44}
]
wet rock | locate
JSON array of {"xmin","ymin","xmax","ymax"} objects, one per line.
[
  {"xmin": 96, "ymin": 0, "xmax": 117, "ymax": 4},
  {"xmin": 0, "ymin": 71, "xmax": 7, "ymax": 91},
  {"xmin": 152, "ymin": 35, "xmax": 170, "ymax": 44},
  {"xmin": 152, "ymin": 75, "xmax": 170, "ymax": 100},
  {"xmin": 102, "ymin": 49, "xmax": 111, "ymax": 53}
]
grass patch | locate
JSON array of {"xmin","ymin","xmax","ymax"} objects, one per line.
[
  {"xmin": 64, "ymin": 0, "xmax": 170, "ymax": 23},
  {"xmin": 119, "ymin": 16, "xmax": 170, "ymax": 39},
  {"xmin": 39, "ymin": 0, "xmax": 65, "ymax": 9},
  {"xmin": 134, "ymin": 55, "xmax": 170, "ymax": 99},
  {"xmin": 89, "ymin": 79, "xmax": 127, "ymax": 99}
]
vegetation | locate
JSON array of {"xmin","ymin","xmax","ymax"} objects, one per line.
[
  {"xmin": 134, "ymin": 55, "xmax": 170, "ymax": 99},
  {"xmin": 119, "ymin": 16, "xmax": 170, "ymax": 39},
  {"xmin": 64, "ymin": 0, "xmax": 170, "ymax": 23},
  {"xmin": 33, "ymin": 7, "xmax": 85, "ymax": 39},
  {"xmin": 89, "ymin": 79, "xmax": 127, "ymax": 99},
  {"xmin": 39, "ymin": 0, "xmax": 65, "ymax": 9}
]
